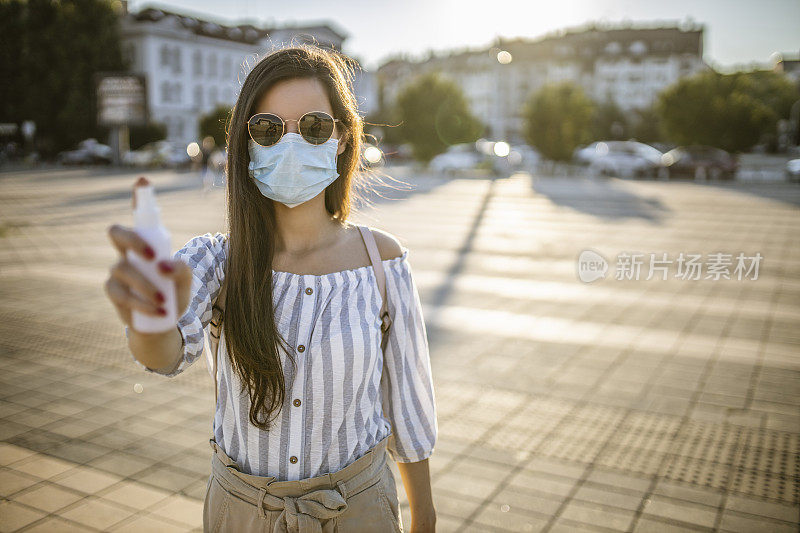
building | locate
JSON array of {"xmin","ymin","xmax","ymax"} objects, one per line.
[
  {"xmin": 773, "ymin": 49, "xmax": 800, "ymax": 85},
  {"xmin": 118, "ymin": 2, "xmax": 375, "ymax": 146},
  {"xmin": 377, "ymin": 22, "xmax": 710, "ymax": 142}
]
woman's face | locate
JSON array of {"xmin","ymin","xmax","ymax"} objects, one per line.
[{"xmin": 254, "ymin": 77, "xmax": 347, "ymax": 156}]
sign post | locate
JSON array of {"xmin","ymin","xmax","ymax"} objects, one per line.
[{"xmin": 96, "ymin": 73, "xmax": 148, "ymax": 166}]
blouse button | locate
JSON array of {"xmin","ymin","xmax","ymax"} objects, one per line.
[
  {"xmin": 297, "ymin": 344, "xmax": 305, "ymax": 353},
  {"xmin": 305, "ymin": 287, "xmax": 313, "ymax": 295},
  {"xmin": 290, "ymin": 456, "xmax": 298, "ymax": 464},
  {"xmin": 293, "ymin": 398, "xmax": 301, "ymax": 407}
]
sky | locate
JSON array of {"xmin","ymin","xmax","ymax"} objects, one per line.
[{"xmin": 127, "ymin": 0, "xmax": 800, "ymax": 73}]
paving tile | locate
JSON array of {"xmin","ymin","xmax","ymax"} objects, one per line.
[
  {"xmin": 559, "ymin": 499, "xmax": 636, "ymax": 530},
  {"xmin": 652, "ymin": 479, "xmax": 724, "ymax": 508},
  {"xmin": 100, "ymin": 479, "xmax": 172, "ymax": 510},
  {"xmin": 148, "ymin": 492, "xmax": 204, "ymax": 528},
  {"xmin": 86, "ymin": 450, "xmax": 152, "ymax": 477},
  {"xmin": 0, "ymin": 500, "xmax": 48, "ymax": 532},
  {"xmin": 59, "ymin": 497, "xmax": 136, "ymax": 530},
  {"xmin": 490, "ymin": 485, "xmax": 564, "ymax": 517},
  {"xmin": 723, "ymin": 494, "xmax": 799, "ymax": 523},
  {"xmin": 573, "ymin": 484, "xmax": 645, "ymax": 511},
  {"xmin": 22, "ymin": 515, "xmax": 96, "ymax": 532},
  {"xmin": 11, "ymin": 454, "xmax": 75, "ymax": 479},
  {"xmin": 11, "ymin": 482, "xmax": 83, "ymax": 512},
  {"xmin": 0, "ymin": 468, "xmax": 41, "ymax": 497},
  {"xmin": 633, "ymin": 516, "xmax": 708, "ymax": 532},
  {"xmin": 52, "ymin": 465, "xmax": 123, "ymax": 493},
  {"xmin": 585, "ymin": 468, "xmax": 652, "ymax": 493},
  {"xmin": 643, "ymin": 495, "xmax": 718, "ymax": 529},
  {"xmin": 507, "ymin": 469, "xmax": 577, "ymax": 498},
  {"xmin": 432, "ymin": 469, "xmax": 500, "ymax": 501},
  {"xmin": 0, "ymin": 442, "xmax": 37, "ymax": 466},
  {"xmin": 109, "ymin": 514, "xmax": 188, "ymax": 533},
  {"xmin": 718, "ymin": 510, "xmax": 797, "ymax": 533},
  {"xmin": 472, "ymin": 503, "xmax": 550, "ymax": 532}
]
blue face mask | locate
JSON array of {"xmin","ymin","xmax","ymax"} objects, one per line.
[{"xmin": 248, "ymin": 132, "xmax": 340, "ymax": 208}]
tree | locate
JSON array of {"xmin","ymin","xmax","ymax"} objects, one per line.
[
  {"xmin": 199, "ymin": 105, "xmax": 232, "ymax": 148},
  {"xmin": 394, "ymin": 72, "xmax": 484, "ymax": 163},
  {"xmin": 0, "ymin": 0, "xmax": 127, "ymax": 156},
  {"xmin": 590, "ymin": 95, "xmax": 628, "ymax": 141},
  {"xmin": 522, "ymin": 82, "xmax": 595, "ymax": 162},
  {"xmin": 628, "ymin": 105, "xmax": 665, "ymax": 145},
  {"xmin": 654, "ymin": 70, "xmax": 797, "ymax": 153},
  {"xmin": 129, "ymin": 122, "xmax": 167, "ymax": 150}
]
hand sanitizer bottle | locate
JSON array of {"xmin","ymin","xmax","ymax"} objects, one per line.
[{"xmin": 127, "ymin": 183, "xmax": 177, "ymax": 333}]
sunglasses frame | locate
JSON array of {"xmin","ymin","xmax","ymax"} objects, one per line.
[{"xmin": 246, "ymin": 110, "xmax": 344, "ymax": 147}]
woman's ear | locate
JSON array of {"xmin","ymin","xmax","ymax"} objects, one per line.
[{"xmin": 336, "ymin": 132, "xmax": 348, "ymax": 156}]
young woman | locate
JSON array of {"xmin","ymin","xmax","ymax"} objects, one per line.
[{"xmin": 105, "ymin": 45, "xmax": 438, "ymax": 532}]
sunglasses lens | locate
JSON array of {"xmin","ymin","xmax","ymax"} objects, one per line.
[
  {"xmin": 249, "ymin": 114, "xmax": 283, "ymax": 146},
  {"xmin": 299, "ymin": 112, "xmax": 335, "ymax": 145}
]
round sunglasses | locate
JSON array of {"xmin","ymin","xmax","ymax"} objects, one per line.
[{"xmin": 246, "ymin": 110, "xmax": 343, "ymax": 147}]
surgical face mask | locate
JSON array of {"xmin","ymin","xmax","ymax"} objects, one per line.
[{"xmin": 247, "ymin": 132, "xmax": 340, "ymax": 208}]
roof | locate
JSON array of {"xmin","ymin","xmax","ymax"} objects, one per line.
[{"xmin": 125, "ymin": 5, "xmax": 348, "ymax": 45}]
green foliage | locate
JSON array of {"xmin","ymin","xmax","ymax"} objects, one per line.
[
  {"xmin": 0, "ymin": 0, "xmax": 126, "ymax": 156},
  {"xmin": 199, "ymin": 105, "xmax": 231, "ymax": 148},
  {"xmin": 590, "ymin": 96, "xmax": 628, "ymax": 141},
  {"xmin": 522, "ymin": 82, "xmax": 595, "ymax": 161},
  {"xmin": 655, "ymin": 70, "xmax": 799, "ymax": 153},
  {"xmin": 628, "ymin": 106, "xmax": 665, "ymax": 145},
  {"xmin": 394, "ymin": 72, "xmax": 484, "ymax": 163},
  {"xmin": 129, "ymin": 122, "xmax": 167, "ymax": 150}
]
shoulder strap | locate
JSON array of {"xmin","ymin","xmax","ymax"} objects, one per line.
[{"xmin": 357, "ymin": 225, "xmax": 392, "ymax": 352}]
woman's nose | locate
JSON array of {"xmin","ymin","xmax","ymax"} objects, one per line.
[{"xmin": 285, "ymin": 121, "xmax": 300, "ymax": 134}]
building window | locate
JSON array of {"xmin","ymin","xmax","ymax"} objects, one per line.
[
  {"xmin": 172, "ymin": 47, "xmax": 182, "ymax": 74},
  {"xmin": 173, "ymin": 83, "xmax": 182, "ymax": 104},
  {"xmin": 209, "ymin": 86, "xmax": 218, "ymax": 105},
  {"xmin": 161, "ymin": 81, "xmax": 171, "ymax": 103},
  {"xmin": 194, "ymin": 85, "xmax": 203, "ymax": 108},
  {"xmin": 208, "ymin": 53, "xmax": 218, "ymax": 78},
  {"xmin": 223, "ymin": 58, "xmax": 232, "ymax": 79},
  {"xmin": 193, "ymin": 50, "xmax": 203, "ymax": 76},
  {"xmin": 629, "ymin": 41, "xmax": 647, "ymax": 55},
  {"xmin": 160, "ymin": 45, "xmax": 170, "ymax": 67}
]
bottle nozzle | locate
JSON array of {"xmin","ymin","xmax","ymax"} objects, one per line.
[{"xmin": 133, "ymin": 183, "xmax": 162, "ymax": 228}]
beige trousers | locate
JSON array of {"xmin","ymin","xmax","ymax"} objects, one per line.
[{"xmin": 203, "ymin": 433, "xmax": 404, "ymax": 532}]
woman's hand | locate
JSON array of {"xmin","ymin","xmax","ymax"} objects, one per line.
[{"xmin": 104, "ymin": 177, "xmax": 192, "ymax": 330}]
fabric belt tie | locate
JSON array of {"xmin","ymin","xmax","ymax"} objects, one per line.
[{"xmin": 257, "ymin": 479, "xmax": 349, "ymax": 533}]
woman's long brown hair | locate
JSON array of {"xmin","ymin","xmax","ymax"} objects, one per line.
[{"xmin": 221, "ymin": 44, "xmax": 365, "ymax": 430}]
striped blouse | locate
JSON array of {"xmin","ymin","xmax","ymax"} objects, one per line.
[{"xmin": 126, "ymin": 231, "xmax": 438, "ymax": 481}]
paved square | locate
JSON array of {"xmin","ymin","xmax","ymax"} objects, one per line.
[{"xmin": 0, "ymin": 167, "xmax": 798, "ymax": 531}]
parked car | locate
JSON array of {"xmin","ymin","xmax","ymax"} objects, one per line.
[
  {"xmin": 123, "ymin": 141, "xmax": 191, "ymax": 169},
  {"xmin": 429, "ymin": 143, "xmax": 484, "ymax": 175},
  {"xmin": 785, "ymin": 159, "xmax": 800, "ymax": 183},
  {"xmin": 57, "ymin": 138, "xmax": 112, "ymax": 165},
  {"xmin": 507, "ymin": 144, "xmax": 541, "ymax": 171},
  {"xmin": 574, "ymin": 140, "xmax": 664, "ymax": 178},
  {"xmin": 660, "ymin": 145, "xmax": 739, "ymax": 181}
]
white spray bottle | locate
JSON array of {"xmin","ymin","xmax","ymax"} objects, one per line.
[{"xmin": 127, "ymin": 182, "xmax": 177, "ymax": 333}]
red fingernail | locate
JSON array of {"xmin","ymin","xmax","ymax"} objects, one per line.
[
  {"xmin": 156, "ymin": 292, "xmax": 165, "ymax": 303},
  {"xmin": 157, "ymin": 308, "xmax": 167, "ymax": 316},
  {"xmin": 144, "ymin": 246, "xmax": 156, "ymax": 259},
  {"xmin": 158, "ymin": 261, "xmax": 174, "ymax": 273}
]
